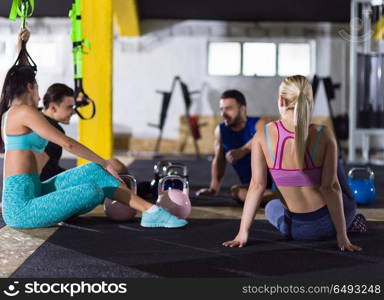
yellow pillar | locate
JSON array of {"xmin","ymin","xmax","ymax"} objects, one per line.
[
  {"xmin": 78, "ymin": 0, "xmax": 113, "ymax": 165},
  {"xmin": 113, "ymin": 0, "xmax": 140, "ymax": 37}
]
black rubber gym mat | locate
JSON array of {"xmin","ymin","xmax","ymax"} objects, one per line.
[
  {"xmin": 58, "ymin": 158, "xmax": 77, "ymax": 170},
  {"xmin": 10, "ymin": 217, "xmax": 384, "ymax": 278}
]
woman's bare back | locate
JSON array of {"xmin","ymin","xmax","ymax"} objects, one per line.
[
  {"xmin": 260, "ymin": 120, "xmax": 330, "ymax": 213},
  {"xmin": 2, "ymin": 106, "xmax": 46, "ymax": 178}
]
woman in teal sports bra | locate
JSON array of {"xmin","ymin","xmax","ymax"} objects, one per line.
[
  {"xmin": 223, "ymin": 75, "xmax": 365, "ymax": 251},
  {"xmin": 0, "ymin": 63, "xmax": 187, "ymax": 229}
]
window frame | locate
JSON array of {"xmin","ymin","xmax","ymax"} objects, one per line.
[
  {"xmin": 207, "ymin": 41, "xmax": 242, "ymax": 77},
  {"xmin": 207, "ymin": 39, "xmax": 316, "ymax": 78},
  {"xmin": 277, "ymin": 40, "xmax": 315, "ymax": 77}
]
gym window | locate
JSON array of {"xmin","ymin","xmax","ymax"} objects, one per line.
[
  {"xmin": 278, "ymin": 43, "xmax": 311, "ymax": 76},
  {"xmin": 207, "ymin": 41, "xmax": 314, "ymax": 77},
  {"xmin": 243, "ymin": 42, "xmax": 276, "ymax": 76},
  {"xmin": 208, "ymin": 42, "xmax": 241, "ymax": 76}
]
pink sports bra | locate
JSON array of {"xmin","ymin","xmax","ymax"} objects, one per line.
[{"xmin": 265, "ymin": 120, "xmax": 324, "ymax": 187}]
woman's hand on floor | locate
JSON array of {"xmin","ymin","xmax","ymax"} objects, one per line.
[
  {"xmin": 196, "ymin": 187, "xmax": 217, "ymax": 197},
  {"xmin": 222, "ymin": 232, "xmax": 248, "ymax": 248},
  {"xmin": 337, "ymin": 233, "xmax": 362, "ymax": 252}
]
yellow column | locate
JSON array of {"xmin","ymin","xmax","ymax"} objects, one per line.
[
  {"xmin": 78, "ymin": 0, "xmax": 113, "ymax": 165},
  {"xmin": 113, "ymin": 0, "xmax": 140, "ymax": 37}
]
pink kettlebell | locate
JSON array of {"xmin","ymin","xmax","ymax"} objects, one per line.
[
  {"xmin": 156, "ymin": 175, "xmax": 191, "ymax": 219},
  {"xmin": 104, "ymin": 175, "xmax": 137, "ymax": 221}
]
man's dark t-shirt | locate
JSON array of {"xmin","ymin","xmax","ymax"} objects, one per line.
[{"xmin": 40, "ymin": 115, "xmax": 66, "ymax": 181}]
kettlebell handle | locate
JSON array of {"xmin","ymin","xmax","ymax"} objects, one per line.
[
  {"xmin": 158, "ymin": 175, "xmax": 189, "ymax": 195},
  {"xmin": 164, "ymin": 163, "xmax": 188, "ymax": 177},
  {"xmin": 154, "ymin": 161, "xmax": 173, "ymax": 176},
  {"xmin": 120, "ymin": 174, "xmax": 137, "ymax": 195},
  {"xmin": 348, "ymin": 167, "xmax": 374, "ymax": 180}
]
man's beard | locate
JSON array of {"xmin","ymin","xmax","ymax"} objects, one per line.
[{"xmin": 226, "ymin": 114, "xmax": 242, "ymax": 128}]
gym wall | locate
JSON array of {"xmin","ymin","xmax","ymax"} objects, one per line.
[{"xmin": 113, "ymin": 20, "xmax": 350, "ymax": 152}]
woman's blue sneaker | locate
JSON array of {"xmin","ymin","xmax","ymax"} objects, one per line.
[{"xmin": 140, "ymin": 207, "xmax": 188, "ymax": 228}]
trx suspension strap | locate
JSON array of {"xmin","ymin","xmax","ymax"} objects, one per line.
[
  {"xmin": 69, "ymin": 0, "xmax": 96, "ymax": 120},
  {"xmin": 8, "ymin": 0, "xmax": 37, "ymax": 72}
]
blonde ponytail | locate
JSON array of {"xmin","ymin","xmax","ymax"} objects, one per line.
[
  {"xmin": 294, "ymin": 91, "xmax": 310, "ymax": 169},
  {"xmin": 279, "ymin": 75, "xmax": 313, "ymax": 169}
]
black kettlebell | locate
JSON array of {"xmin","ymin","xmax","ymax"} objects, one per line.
[{"xmin": 150, "ymin": 161, "xmax": 173, "ymax": 202}]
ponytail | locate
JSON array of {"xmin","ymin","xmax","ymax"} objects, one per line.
[
  {"xmin": 293, "ymin": 91, "xmax": 310, "ymax": 169},
  {"xmin": 279, "ymin": 75, "xmax": 313, "ymax": 169}
]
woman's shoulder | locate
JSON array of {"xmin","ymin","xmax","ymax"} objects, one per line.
[
  {"xmin": 309, "ymin": 123, "xmax": 333, "ymax": 141},
  {"xmin": 310, "ymin": 123, "xmax": 330, "ymax": 132},
  {"xmin": 13, "ymin": 104, "xmax": 38, "ymax": 112},
  {"xmin": 255, "ymin": 120, "xmax": 277, "ymax": 141},
  {"xmin": 10, "ymin": 104, "xmax": 40, "ymax": 118},
  {"xmin": 265, "ymin": 120, "xmax": 278, "ymax": 128}
]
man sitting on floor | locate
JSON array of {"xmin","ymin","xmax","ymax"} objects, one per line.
[{"xmin": 196, "ymin": 89, "xmax": 279, "ymax": 203}]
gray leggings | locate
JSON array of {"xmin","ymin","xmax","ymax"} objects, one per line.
[
  {"xmin": 265, "ymin": 157, "xmax": 357, "ymax": 240},
  {"xmin": 265, "ymin": 192, "xmax": 356, "ymax": 241}
]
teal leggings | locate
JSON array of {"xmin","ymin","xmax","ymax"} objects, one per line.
[{"xmin": 2, "ymin": 162, "xmax": 121, "ymax": 228}]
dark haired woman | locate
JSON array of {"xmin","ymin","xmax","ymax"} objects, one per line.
[{"xmin": 0, "ymin": 65, "xmax": 186, "ymax": 229}]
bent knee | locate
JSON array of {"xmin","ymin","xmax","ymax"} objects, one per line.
[
  {"xmin": 230, "ymin": 184, "xmax": 240, "ymax": 196},
  {"xmin": 230, "ymin": 185, "xmax": 247, "ymax": 202},
  {"xmin": 265, "ymin": 199, "xmax": 283, "ymax": 214},
  {"xmin": 82, "ymin": 162, "xmax": 110, "ymax": 178},
  {"xmin": 85, "ymin": 162, "xmax": 103, "ymax": 171}
]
